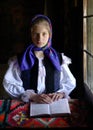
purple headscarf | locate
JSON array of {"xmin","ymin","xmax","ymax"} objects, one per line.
[{"xmin": 18, "ymin": 14, "xmax": 61, "ymax": 71}]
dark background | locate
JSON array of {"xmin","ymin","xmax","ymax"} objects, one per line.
[{"xmin": 0, "ymin": 0, "xmax": 83, "ymax": 98}]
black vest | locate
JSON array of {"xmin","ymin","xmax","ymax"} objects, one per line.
[{"xmin": 21, "ymin": 53, "xmax": 62, "ymax": 93}]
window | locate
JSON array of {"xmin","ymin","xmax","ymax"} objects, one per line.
[{"xmin": 83, "ymin": 0, "xmax": 93, "ymax": 93}]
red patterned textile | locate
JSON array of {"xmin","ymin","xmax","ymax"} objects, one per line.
[{"xmin": 0, "ymin": 99, "xmax": 91, "ymax": 128}]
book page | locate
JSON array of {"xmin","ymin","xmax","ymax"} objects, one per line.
[
  {"xmin": 30, "ymin": 102, "xmax": 50, "ymax": 116},
  {"xmin": 49, "ymin": 98, "xmax": 71, "ymax": 115}
]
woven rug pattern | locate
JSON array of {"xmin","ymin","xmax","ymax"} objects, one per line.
[{"xmin": 0, "ymin": 99, "xmax": 90, "ymax": 128}]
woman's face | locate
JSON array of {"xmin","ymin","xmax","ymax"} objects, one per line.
[{"xmin": 31, "ymin": 23, "xmax": 50, "ymax": 48}]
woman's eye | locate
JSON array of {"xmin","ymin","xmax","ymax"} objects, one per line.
[
  {"xmin": 43, "ymin": 33, "xmax": 47, "ymax": 36},
  {"xmin": 32, "ymin": 33, "xmax": 37, "ymax": 37}
]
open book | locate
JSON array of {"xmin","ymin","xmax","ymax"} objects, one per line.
[{"xmin": 30, "ymin": 98, "xmax": 71, "ymax": 117}]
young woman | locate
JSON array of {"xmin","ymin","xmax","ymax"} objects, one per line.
[{"xmin": 3, "ymin": 14, "xmax": 76, "ymax": 103}]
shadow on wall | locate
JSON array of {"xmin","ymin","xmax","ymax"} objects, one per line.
[{"xmin": 0, "ymin": 64, "xmax": 10, "ymax": 99}]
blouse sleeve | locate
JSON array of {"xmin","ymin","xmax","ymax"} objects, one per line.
[
  {"xmin": 57, "ymin": 53, "xmax": 76, "ymax": 97},
  {"xmin": 3, "ymin": 56, "xmax": 25, "ymax": 98},
  {"xmin": 3, "ymin": 56, "xmax": 36, "ymax": 102}
]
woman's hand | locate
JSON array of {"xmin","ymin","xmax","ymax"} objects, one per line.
[
  {"xmin": 30, "ymin": 93, "xmax": 53, "ymax": 104},
  {"xmin": 48, "ymin": 92, "xmax": 65, "ymax": 101},
  {"xmin": 30, "ymin": 92, "xmax": 65, "ymax": 103}
]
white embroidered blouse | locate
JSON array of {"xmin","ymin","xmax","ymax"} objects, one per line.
[{"xmin": 3, "ymin": 53, "xmax": 76, "ymax": 102}]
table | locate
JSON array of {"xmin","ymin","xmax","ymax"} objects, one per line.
[{"xmin": 0, "ymin": 99, "xmax": 91, "ymax": 128}]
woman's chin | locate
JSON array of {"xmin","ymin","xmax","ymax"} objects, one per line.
[{"xmin": 36, "ymin": 44, "xmax": 45, "ymax": 48}]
